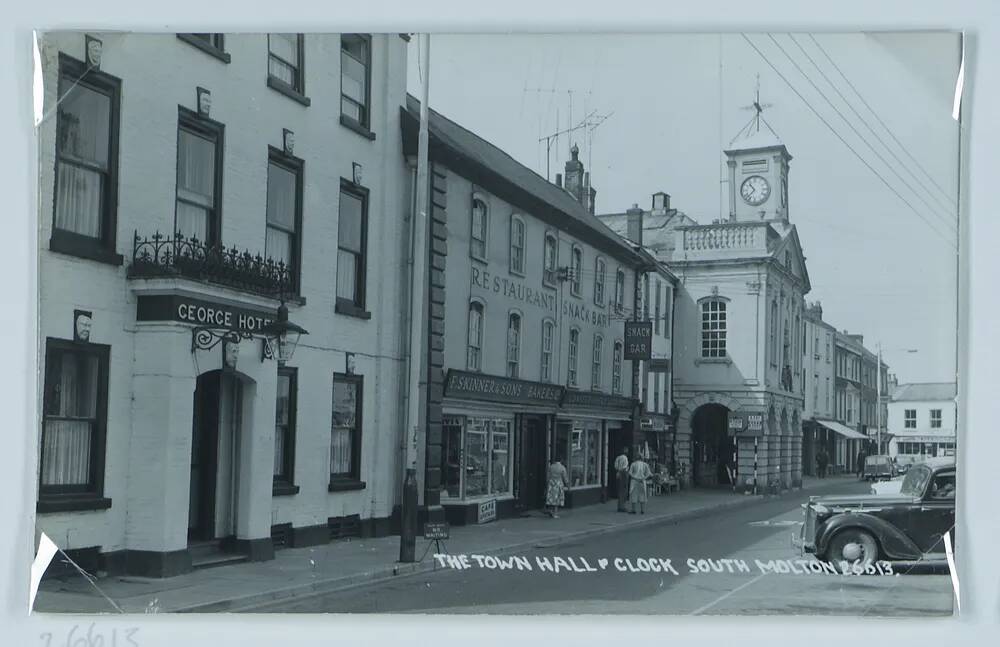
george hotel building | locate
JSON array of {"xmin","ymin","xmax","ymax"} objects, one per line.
[
  {"xmin": 35, "ymin": 32, "xmax": 413, "ymax": 577},
  {"xmin": 401, "ymin": 101, "xmax": 658, "ymax": 523}
]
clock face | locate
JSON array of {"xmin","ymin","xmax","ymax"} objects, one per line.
[{"xmin": 740, "ymin": 175, "xmax": 771, "ymax": 206}]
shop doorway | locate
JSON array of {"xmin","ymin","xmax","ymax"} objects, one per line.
[
  {"xmin": 518, "ymin": 416, "xmax": 548, "ymax": 510},
  {"xmin": 188, "ymin": 370, "xmax": 245, "ymax": 545},
  {"xmin": 691, "ymin": 404, "xmax": 736, "ymax": 488},
  {"xmin": 607, "ymin": 428, "xmax": 626, "ymax": 499}
]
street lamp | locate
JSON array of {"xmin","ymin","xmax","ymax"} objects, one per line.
[
  {"xmin": 260, "ymin": 300, "xmax": 308, "ymax": 364},
  {"xmin": 876, "ymin": 343, "xmax": 918, "ymax": 454}
]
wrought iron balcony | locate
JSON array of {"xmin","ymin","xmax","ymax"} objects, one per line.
[{"xmin": 128, "ymin": 231, "xmax": 294, "ymax": 298}]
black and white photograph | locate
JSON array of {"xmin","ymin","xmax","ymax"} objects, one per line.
[{"xmin": 29, "ymin": 29, "xmax": 961, "ymax": 617}]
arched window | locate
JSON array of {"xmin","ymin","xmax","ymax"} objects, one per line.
[
  {"xmin": 615, "ymin": 268, "xmax": 626, "ymax": 313},
  {"xmin": 701, "ymin": 298, "xmax": 727, "ymax": 358},
  {"xmin": 594, "ymin": 257, "xmax": 606, "ymax": 306},
  {"xmin": 591, "ymin": 334, "xmax": 604, "ymax": 390},
  {"xmin": 570, "ymin": 245, "xmax": 583, "ymax": 296},
  {"xmin": 467, "ymin": 301, "xmax": 484, "ymax": 371},
  {"xmin": 470, "ymin": 196, "xmax": 488, "ymax": 261},
  {"xmin": 567, "ymin": 328, "xmax": 580, "ymax": 387},
  {"xmin": 509, "ymin": 215, "xmax": 525, "ymax": 275},
  {"xmin": 506, "ymin": 311, "xmax": 521, "ymax": 378},
  {"xmin": 612, "ymin": 341, "xmax": 623, "ymax": 394},
  {"xmin": 543, "ymin": 232, "xmax": 558, "ymax": 285},
  {"xmin": 541, "ymin": 319, "xmax": 555, "ymax": 382}
]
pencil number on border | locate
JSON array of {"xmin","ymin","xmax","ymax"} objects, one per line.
[{"xmin": 40, "ymin": 625, "xmax": 139, "ymax": 647}]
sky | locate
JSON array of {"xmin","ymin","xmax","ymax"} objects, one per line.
[{"xmin": 407, "ymin": 32, "xmax": 961, "ymax": 385}]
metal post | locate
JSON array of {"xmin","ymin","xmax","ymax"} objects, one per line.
[
  {"xmin": 400, "ymin": 33, "xmax": 431, "ymax": 564},
  {"xmin": 631, "ymin": 269, "xmax": 642, "ymax": 450},
  {"xmin": 753, "ymin": 436, "xmax": 758, "ymax": 495},
  {"xmin": 876, "ymin": 343, "xmax": 882, "ymax": 455}
]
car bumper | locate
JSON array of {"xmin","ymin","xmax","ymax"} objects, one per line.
[{"xmin": 791, "ymin": 530, "xmax": 815, "ymax": 555}]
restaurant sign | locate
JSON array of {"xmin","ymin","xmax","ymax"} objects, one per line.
[
  {"xmin": 623, "ymin": 321, "xmax": 653, "ymax": 360},
  {"xmin": 445, "ymin": 370, "xmax": 564, "ymax": 407},
  {"xmin": 136, "ymin": 294, "xmax": 275, "ymax": 333}
]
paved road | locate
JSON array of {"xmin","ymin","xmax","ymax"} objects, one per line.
[{"xmin": 249, "ymin": 481, "xmax": 954, "ymax": 616}]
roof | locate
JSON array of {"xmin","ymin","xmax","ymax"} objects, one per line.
[
  {"xmin": 891, "ymin": 382, "xmax": 957, "ymax": 402},
  {"xmin": 596, "ymin": 209, "xmax": 699, "ymax": 262},
  {"xmin": 401, "ymin": 95, "xmax": 642, "ymax": 264}
]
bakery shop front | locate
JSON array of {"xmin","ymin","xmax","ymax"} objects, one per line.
[{"xmin": 440, "ymin": 370, "xmax": 637, "ymax": 524}]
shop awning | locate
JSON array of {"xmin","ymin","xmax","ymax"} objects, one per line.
[{"xmin": 815, "ymin": 419, "xmax": 868, "ymax": 440}]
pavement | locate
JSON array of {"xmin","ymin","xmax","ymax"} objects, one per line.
[{"xmin": 33, "ymin": 475, "xmax": 856, "ymax": 615}]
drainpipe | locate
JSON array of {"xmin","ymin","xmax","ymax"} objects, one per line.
[{"xmin": 400, "ymin": 33, "xmax": 430, "ymax": 564}]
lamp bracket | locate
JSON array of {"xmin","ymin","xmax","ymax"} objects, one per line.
[{"xmin": 191, "ymin": 326, "xmax": 253, "ymax": 353}]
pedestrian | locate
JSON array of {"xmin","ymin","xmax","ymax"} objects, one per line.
[
  {"xmin": 856, "ymin": 448, "xmax": 867, "ymax": 480},
  {"xmin": 614, "ymin": 447, "xmax": 630, "ymax": 512},
  {"xmin": 545, "ymin": 455, "xmax": 570, "ymax": 518},
  {"xmin": 627, "ymin": 450, "xmax": 653, "ymax": 515},
  {"xmin": 816, "ymin": 449, "xmax": 829, "ymax": 479}
]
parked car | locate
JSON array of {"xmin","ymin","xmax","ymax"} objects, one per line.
[
  {"xmin": 795, "ymin": 457, "xmax": 956, "ymax": 567},
  {"xmin": 862, "ymin": 454, "xmax": 897, "ymax": 481}
]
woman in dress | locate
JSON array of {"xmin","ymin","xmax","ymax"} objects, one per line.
[
  {"xmin": 628, "ymin": 451, "xmax": 653, "ymax": 514},
  {"xmin": 545, "ymin": 456, "xmax": 570, "ymax": 518}
]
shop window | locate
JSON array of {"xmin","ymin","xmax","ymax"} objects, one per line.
[
  {"xmin": 39, "ymin": 339, "xmax": 110, "ymax": 509},
  {"xmin": 273, "ymin": 368, "xmax": 297, "ymax": 493},
  {"xmin": 175, "ymin": 108, "xmax": 223, "ymax": 246},
  {"xmin": 541, "ymin": 319, "xmax": 554, "ymax": 382},
  {"xmin": 267, "ymin": 34, "xmax": 309, "ymax": 104},
  {"xmin": 567, "ymin": 328, "xmax": 580, "ymax": 388},
  {"xmin": 509, "ymin": 215, "xmax": 525, "ymax": 275},
  {"xmin": 51, "ymin": 55, "xmax": 122, "ymax": 263},
  {"xmin": 559, "ymin": 424, "xmax": 602, "ymax": 488},
  {"xmin": 471, "ymin": 197, "xmax": 488, "ymax": 261},
  {"xmin": 330, "ymin": 374, "xmax": 363, "ymax": 486},
  {"xmin": 612, "ymin": 341, "xmax": 623, "ymax": 394},
  {"xmin": 340, "ymin": 34, "xmax": 371, "ymax": 130},
  {"xmin": 904, "ymin": 409, "xmax": 917, "ymax": 429},
  {"xmin": 594, "ymin": 257, "xmax": 606, "ymax": 306},
  {"xmin": 506, "ymin": 312, "xmax": 521, "ymax": 378},
  {"xmin": 591, "ymin": 334, "xmax": 603, "ymax": 390},
  {"xmin": 701, "ymin": 298, "xmax": 728, "ymax": 358},
  {"xmin": 441, "ymin": 416, "xmax": 513, "ymax": 499},
  {"xmin": 930, "ymin": 409, "xmax": 942, "ymax": 428},
  {"xmin": 337, "ymin": 181, "xmax": 369, "ymax": 313},
  {"xmin": 266, "ymin": 151, "xmax": 303, "ymax": 291},
  {"xmin": 467, "ymin": 301, "xmax": 484, "ymax": 371}
]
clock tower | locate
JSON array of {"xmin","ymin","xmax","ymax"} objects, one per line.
[{"xmin": 724, "ymin": 87, "xmax": 792, "ymax": 223}]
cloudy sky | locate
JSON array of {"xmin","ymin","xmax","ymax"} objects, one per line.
[{"xmin": 407, "ymin": 32, "xmax": 961, "ymax": 384}]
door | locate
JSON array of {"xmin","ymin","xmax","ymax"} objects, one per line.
[
  {"xmin": 519, "ymin": 416, "xmax": 547, "ymax": 509},
  {"xmin": 909, "ymin": 469, "xmax": 956, "ymax": 554},
  {"xmin": 189, "ymin": 372, "xmax": 221, "ymax": 541},
  {"xmin": 607, "ymin": 429, "xmax": 623, "ymax": 498}
]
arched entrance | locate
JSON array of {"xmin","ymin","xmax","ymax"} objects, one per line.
[
  {"xmin": 188, "ymin": 368, "xmax": 253, "ymax": 546},
  {"xmin": 691, "ymin": 404, "xmax": 737, "ymax": 488}
]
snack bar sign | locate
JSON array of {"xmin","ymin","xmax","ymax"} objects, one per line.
[{"xmin": 624, "ymin": 321, "xmax": 653, "ymax": 360}]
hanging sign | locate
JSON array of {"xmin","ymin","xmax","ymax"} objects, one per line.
[{"xmin": 624, "ymin": 321, "xmax": 653, "ymax": 360}]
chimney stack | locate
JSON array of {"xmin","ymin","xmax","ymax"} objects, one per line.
[
  {"xmin": 556, "ymin": 173, "xmax": 563, "ymax": 188},
  {"xmin": 626, "ymin": 203, "xmax": 644, "ymax": 247},
  {"xmin": 564, "ymin": 143, "xmax": 584, "ymax": 203}
]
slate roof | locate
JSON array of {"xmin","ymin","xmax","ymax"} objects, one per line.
[
  {"xmin": 402, "ymin": 95, "xmax": 641, "ymax": 262},
  {"xmin": 891, "ymin": 382, "xmax": 957, "ymax": 402}
]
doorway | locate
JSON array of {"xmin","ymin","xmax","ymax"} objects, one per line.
[
  {"xmin": 518, "ymin": 416, "xmax": 548, "ymax": 510},
  {"xmin": 188, "ymin": 370, "xmax": 244, "ymax": 544},
  {"xmin": 607, "ymin": 428, "xmax": 625, "ymax": 500},
  {"xmin": 691, "ymin": 404, "xmax": 736, "ymax": 488}
]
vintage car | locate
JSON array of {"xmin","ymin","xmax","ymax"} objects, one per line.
[
  {"xmin": 795, "ymin": 457, "xmax": 955, "ymax": 566},
  {"xmin": 862, "ymin": 454, "xmax": 897, "ymax": 481}
]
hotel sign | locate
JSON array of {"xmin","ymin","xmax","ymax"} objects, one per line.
[
  {"xmin": 624, "ymin": 321, "xmax": 653, "ymax": 360},
  {"xmin": 445, "ymin": 370, "xmax": 564, "ymax": 407},
  {"xmin": 136, "ymin": 295, "xmax": 276, "ymax": 333}
]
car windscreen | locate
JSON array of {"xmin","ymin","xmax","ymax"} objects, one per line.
[{"xmin": 900, "ymin": 465, "xmax": 931, "ymax": 496}]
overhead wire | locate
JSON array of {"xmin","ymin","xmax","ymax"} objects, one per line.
[{"xmin": 739, "ymin": 33, "xmax": 957, "ymax": 248}]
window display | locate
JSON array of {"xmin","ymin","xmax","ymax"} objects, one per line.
[
  {"xmin": 558, "ymin": 421, "xmax": 603, "ymax": 488},
  {"xmin": 439, "ymin": 415, "xmax": 514, "ymax": 500}
]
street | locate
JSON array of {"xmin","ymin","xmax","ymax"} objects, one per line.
[{"xmin": 246, "ymin": 480, "xmax": 953, "ymax": 615}]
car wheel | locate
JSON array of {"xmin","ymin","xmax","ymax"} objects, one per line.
[{"xmin": 826, "ymin": 529, "xmax": 879, "ymax": 568}]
